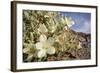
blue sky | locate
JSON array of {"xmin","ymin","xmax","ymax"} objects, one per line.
[{"xmin": 61, "ymin": 12, "xmax": 91, "ymax": 34}]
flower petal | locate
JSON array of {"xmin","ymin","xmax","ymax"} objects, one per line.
[
  {"xmin": 65, "ymin": 17, "xmax": 74, "ymax": 27},
  {"xmin": 50, "ymin": 26, "xmax": 56, "ymax": 33},
  {"xmin": 61, "ymin": 17, "xmax": 65, "ymax": 24},
  {"xmin": 44, "ymin": 15, "xmax": 49, "ymax": 18},
  {"xmin": 39, "ymin": 34, "xmax": 47, "ymax": 43},
  {"xmin": 46, "ymin": 46, "xmax": 55, "ymax": 55},
  {"xmin": 47, "ymin": 37, "xmax": 55, "ymax": 45},
  {"xmin": 38, "ymin": 24, "xmax": 48, "ymax": 33},
  {"xmin": 23, "ymin": 48, "xmax": 29, "ymax": 54},
  {"xmin": 65, "ymin": 17, "xmax": 70, "ymax": 25},
  {"xmin": 26, "ymin": 54, "xmax": 33, "ymax": 62},
  {"xmin": 35, "ymin": 42, "xmax": 43, "ymax": 50},
  {"xmin": 37, "ymin": 49, "xmax": 46, "ymax": 58}
]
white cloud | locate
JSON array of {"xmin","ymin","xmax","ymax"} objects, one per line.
[
  {"xmin": 72, "ymin": 21, "xmax": 91, "ymax": 33},
  {"xmin": 79, "ymin": 21, "xmax": 91, "ymax": 33}
]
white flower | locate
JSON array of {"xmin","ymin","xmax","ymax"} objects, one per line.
[
  {"xmin": 61, "ymin": 17, "xmax": 75, "ymax": 28},
  {"xmin": 65, "ymin": 17, "xmax": 75, "ymax": 27},
  {"xmin": 35, "ymin": 34, "xmax": 55, "ymax": 58}
]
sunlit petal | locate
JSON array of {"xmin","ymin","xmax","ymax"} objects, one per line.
[
  {"xmin": 61, "ymin": 17, "xmax": 65, "ymax": 24},
  {"xmin": 44, "ymin": 15, "xmax": 49, "ymax": 18},
  {"xmin": 38, "ymin": 24, "xmax": 48, "ymax": 33},
  {"xmin": 65, "ymin": 17, "xmax": 71, "ymax": 25},
  {"xmin": 37, "ymin": 49, "xmax": 46, "ymax": 58},
  {"xmin": 51, "ymin": 26, "xmax": 56, "ymax": 33},
  {"xmin": 47, "ymin": 37, "xmax": 55, "ymax": 45},
  {"xmin": 46, "ymin": 46, "xmax": 55, "ymax": 55},
  {"xmin": 39, "ymin": 34, "xmax": 47, "ymax": 43},
  {"xmin": 35, "ymin": 42, "xmax": 43, "ymax": 50},
  {"xmin": 23, "ymin": 48, "xmax": 29, "ymax": 54},
  {"xmin": 65, "ymin": 17, "xmax": 75, "ymax": 27}
]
